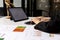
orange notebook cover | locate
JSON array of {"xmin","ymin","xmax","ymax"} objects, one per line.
[{"xmin": 13, "ymin": 26, "xmax": 26, "ymax": 32}]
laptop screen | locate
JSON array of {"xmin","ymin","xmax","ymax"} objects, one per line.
[{"xmin": 9, "ymin": 7, "xmax": 28, "ymax": 22}]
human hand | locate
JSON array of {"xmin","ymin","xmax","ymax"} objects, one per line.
[
  {"xmin": 31, "ymin": 17, "xmax": 51, "ymax": 24},
  {"xmin": 41, "ymin": 17, "xmax": 51, "ymax": 22},
  {"xmin": 31, "ymin": 17, "xmax": 42, "ymax": 24}
]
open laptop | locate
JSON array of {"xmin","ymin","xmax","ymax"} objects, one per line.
[{"xmin": 9, "ymin": 7, "xmax": 28, "ymax": 22}]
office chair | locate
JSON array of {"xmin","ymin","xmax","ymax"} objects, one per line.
[{"xmin": 34, "ymin": 0, "xmax": 60, "ymax": 37}]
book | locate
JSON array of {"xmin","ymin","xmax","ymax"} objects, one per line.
[{"xmin": 13, "ymin": 26, "xmax": 26, "ymax": 32}]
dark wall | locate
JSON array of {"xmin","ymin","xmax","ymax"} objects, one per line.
[
  {"xmin": 22, "ymin": 0, "xmax": 42, "ymax": 17},
  {"xmin": 49, "ymin": 0, "xmax": 60, "ymax": 20},
  {"xmin": 36, "ymin": 0, "xmax": 50, "ymax": 16},
  {"xmin": 0, "ymin": 7, "xmax": 5, "ymax": 16},
  {"xmin": 27, "ymin": 0, "xmax": 42, "ymax": 17},
  {"xmin": 0, "ymin": 0, "xmax": 5, "ymax": 16},
  {"xmin": 21, "ymin": 0, "xmax": 50, "ymax": 17}
]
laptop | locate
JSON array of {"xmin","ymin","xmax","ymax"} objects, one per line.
[{"xmin": 9, "ymin": 7, "xmax": 28, "ymax": 22}]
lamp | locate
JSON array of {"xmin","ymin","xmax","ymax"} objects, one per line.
[
  {"xmin": 5, "ymin": 0, "xmax": 10, "ymax": 19},
  {"xmin": 5, "ymin": 0, "xmax": 14, "ymax": 19}
]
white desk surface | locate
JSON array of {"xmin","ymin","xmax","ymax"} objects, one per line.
[{"xmin": 0, "ymin": 17, "xmax": 60, "ymax": 40}]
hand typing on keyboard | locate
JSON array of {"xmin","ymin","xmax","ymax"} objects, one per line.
[{"xmin": 32, "ymin": 16, "xmax": 51, "ymax": 24}]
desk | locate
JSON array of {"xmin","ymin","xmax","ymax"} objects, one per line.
[
  {"xmin": 0, "ymin": 17, "xmax": 35, "ymax": 32},
  {"xmin": 0, "ymin": 17, "xmax": 60, "ymax": 40}
]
